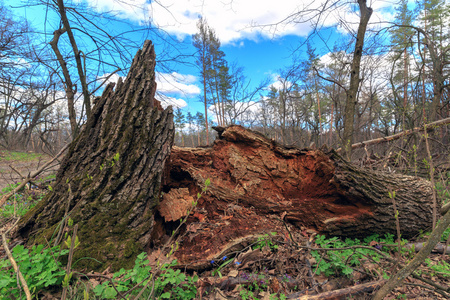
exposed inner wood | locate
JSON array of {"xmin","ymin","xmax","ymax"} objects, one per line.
[{"xmin": 158, "ymin": 125, "xmax": 435, "ymax": 269}]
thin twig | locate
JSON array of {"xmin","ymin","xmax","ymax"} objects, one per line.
[
  {"xmin": 1, "ymin": 218, "xmax": 32, "ymax": 300},
  {"xmin": 404, "ymin": 282, "xmax": 450, "ymax": 298},
  {"xmin": 54, "ymin": 183, "xmax": 73, "ymax": 247},
  {"xmin": 62, "ymin": 224, "xmax": 78, "ymax": 300},
  {"xmin": 0, "ymin": 143, "xmax": 69, "ymax": 207},
  {"xmin": 411, "ymin": 273, "xmax": 450, "ymax": 293}
]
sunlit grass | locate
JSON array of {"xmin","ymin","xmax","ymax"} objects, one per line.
[{"xmin": 0, "ymin": 151, "xmax": 43, "ymax": 162}]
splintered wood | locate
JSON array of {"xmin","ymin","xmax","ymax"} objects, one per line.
[{"xmin": 158, "ymin": 125, "xmax": 435, "ymax": 268}]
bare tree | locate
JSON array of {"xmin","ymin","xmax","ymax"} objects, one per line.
[{"xmin": 341, "ymin": 0, "xmax": 373, "ymax": 159}]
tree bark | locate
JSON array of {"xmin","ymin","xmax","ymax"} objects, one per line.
[
  {"xmin": 342, "ymin": 0, "xmax": 372, "ymax": 160},
  {"xmin": 56, "ymin": 0, "xmax": 91, "ymax": 119},
  {"xmin": 49, "ymin": 27, "xmax": 78, "ymax": 136},
  {"xmin": 17, "ymin": 40, "xmax": 174, "ymax": 271},
  {"xmin": 157, "ymin": 125, "xmax": 435, "ymax": 269}
]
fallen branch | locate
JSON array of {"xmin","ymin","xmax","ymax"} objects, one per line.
[
  {"xmin": 441, "ymin": 202, "xmax": 450, "ymax": 215},
  {"xmin": 373, "ymin": 206, "xmax": 450, "ymax": 300},
  {"xmin": 0, "ymin": 143, "xmax": 69, "ymax": 208},
  {"xmin": 411, "ymin": 273, "xmax": 450, "ymax": 295},
  {"xmin": 336, "ymin": 117, "xmax": 450, "ymax": 152},
  {"xmin": 1, "ymin": 218, "xmax": 31, "ymax": 300},
  {"xmin": 295, "ymin": 279, "xmax": 386, "ymax": 300}
]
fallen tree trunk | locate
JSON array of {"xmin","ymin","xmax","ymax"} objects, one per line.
[
  {"xmin": 157, "ymin": 126, "xmax": 436, "ymax": 269},
  {"xmin": 336, "ymin": 116, "xmax": 450, "ymax": 152},
  {"xmin": 16, "ymin": 40, "xmax": 174, "ymax": 271}
]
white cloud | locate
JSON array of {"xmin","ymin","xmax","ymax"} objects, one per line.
[
  {"xmin": 158, "ymin": 95, "xmax": 188, "ymax": 109},
  {"xmin": 156, "ymin": 72, "xmax": 200, "ymax": 96},
  {"xmin": 267, "ymin": 73, "xmax": 293, "ymax": 91},
  {"xmin": 99, "ymin": 71, "xmax": 198, "ymax": 96},
  {"xmin": 83, "ymin": 0, "xmax": 396, "ymax": 44},
  {"xmin": 97, "ymin": 73, "xmax": 122, "ymax": 86},
  {"xmin": 79, "ymin": 0, "xmax": 150, "ymax": 22}
]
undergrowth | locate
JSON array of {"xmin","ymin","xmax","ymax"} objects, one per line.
[
  {"xmin": 92, "ymin": 254, "xmax": 198, "ymax": 299},
  {"xmin": 0, "ymin": 244, "xmax": 69, "ymax": 298},
  {"xmin": 0, "ymin": 151, "xmax": 43, "ymax": 162},
  {"xmin": 1, "ymin": 182, "xmax": 46, "ymax": 218},
  {"xmin": 310, "ymin": 233, "xmax": 405, "ymax": 277},
  {"xmin": 0, "ymin": 174, "xmax": 449, "ymax": 299}
]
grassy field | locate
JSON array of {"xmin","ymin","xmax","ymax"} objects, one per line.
[{"xmin": 0, "ymin": 150, "xmax": 43, "ymax": 162}]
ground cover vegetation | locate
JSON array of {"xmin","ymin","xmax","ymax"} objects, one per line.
[
  {"xmin": 1, "ymin": 0, "xmax": 450, "ymax": 299},
  {"xmin": 0, "ymin": 172, "xmax": 449, "ymax": 299}
]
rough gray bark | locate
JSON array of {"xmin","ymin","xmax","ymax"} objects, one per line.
[
  {"xmin": 17, "ymin": 40, "xmax": 174, "ymax": 271},
  {"xmin": 342, "ymin": 0, "xmax": 373, "ymax": 159}
]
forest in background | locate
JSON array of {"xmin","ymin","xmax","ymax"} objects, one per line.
[{"xmin": 0, "ymin": 0, "xmax": 449, "ymax": 160}]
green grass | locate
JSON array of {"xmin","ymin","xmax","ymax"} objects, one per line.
[
  {"xmin": 0, "ymin": 150, "xmax": 43, "ymax": 162},
  {"xmin": 1, "ymin": 182, "xmax": 46, "ymax": 218}
]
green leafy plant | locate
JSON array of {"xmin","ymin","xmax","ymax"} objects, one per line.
[
  {"xmin": 93, "ymin": 254, "xmax": 197, "ymax": 299},
  {"xmin": 239, "ymin": 288, "xmax": 257, "ymax": 300},
  {"xmin": 238, "ymin": 272, "xmax": 270, "ymax": 300},
  {"xmin": 109, "ymin": 152, "xmax": 120, "ymax": 167},
  {"xmin": 212, "ymin": 256, "xmax": 234, "ymax": 278},
  {"xmin": 253, "ymin": 232, "xmax": 279, "ymax": 251},
  {"xmin": 0, "ymin": 244, "xmax": 69, "ymax": 298},
  {"xmin": 311, "ymin": 234, "xmax": 396, "ymax": 277},
  {"xmin": 425, "ymin": 258, "xmax": 450, "ymax": 278}
]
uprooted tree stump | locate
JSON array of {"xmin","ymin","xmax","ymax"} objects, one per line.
[
  {"xmin": 156, "ymin": 126, "xmax": 436, "ymax": 269},
  {"xmin": 16, "ymin": 40, "xmax": 174, "ymax": 271}
]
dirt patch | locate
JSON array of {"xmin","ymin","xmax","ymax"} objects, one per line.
[{"xmin": 0, "ymin": 151, "xmax": 60, "ymax": 191}]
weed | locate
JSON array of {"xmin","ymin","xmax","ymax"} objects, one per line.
[
  {"xmin": 0, "ymin": 244, "xmax": 69, "ymax": 298},
  {"xmin": 311, "ymin": 234, "xmax": 400, "ymax": 277},
  {"xmin": 425, "ymin": 258, "xmax": 450, "ymax": 278},
  {"xmin": 93, "ymin": 254, "xmax": 197, "ymax": 299},
  {"xmin": 238, "ymin": 272, "xmax": 270, "ymax": 300},
  {"xmin": 212, "ymin": 256, "xmax": 234, "ymax": 278},
  {"xmin": 270, "ymin": 293, "xmax": 287, "ymax": 300},
  {"xmin": 253, "ymin": 232, "xmax": 279, "ymax": 251}
]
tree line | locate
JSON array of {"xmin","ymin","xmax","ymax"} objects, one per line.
[
  {"xmin": 0, "ymin": 0, "xmax": 449, "ymax": 162},
  {"xmin": 174, "ymin": 0, "xmax": 450, "ymax": 161}
]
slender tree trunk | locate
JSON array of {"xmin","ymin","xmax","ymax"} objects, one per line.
[
  {"xmin": 315, "ymin": 78, "xmax": 322, "ymax": 145},
  {"xmin": 49, "ymin": 28, "xmax": 78, "ymax": 136},
  {"xmin": 329, "ymin": 103, "xmax": 334, "ymax": 145},
  {"xmin": 403, "ymin": 47, "xmax": 408, "ymax": 133},
  {"xmin": 56, "ymin": 0, "xmax": 91, "ymax": 119},
  {"xmin": 203, "ymin": 74, "xmax": 209, "ymax": 144},
  {"xmin": 341, "ymin": 0, "xmax": 372, "ymax": 160}
]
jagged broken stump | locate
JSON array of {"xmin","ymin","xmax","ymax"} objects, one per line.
[
  {"xmin": 158, "ymin": 126, "xmax": 435, "ymax": 269},
  {"xmin": 17, "ymin": 40, "xmax": 174, "ymax": 271}
]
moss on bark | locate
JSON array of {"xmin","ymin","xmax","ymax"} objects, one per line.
[{"xmin": 17, "ymin": 40, "xmax": 174, "ymax": 272}]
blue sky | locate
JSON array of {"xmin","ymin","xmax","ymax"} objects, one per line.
[{"xmin": 6, "ymin": 0, "xmax": 398, "ymax": 118}]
